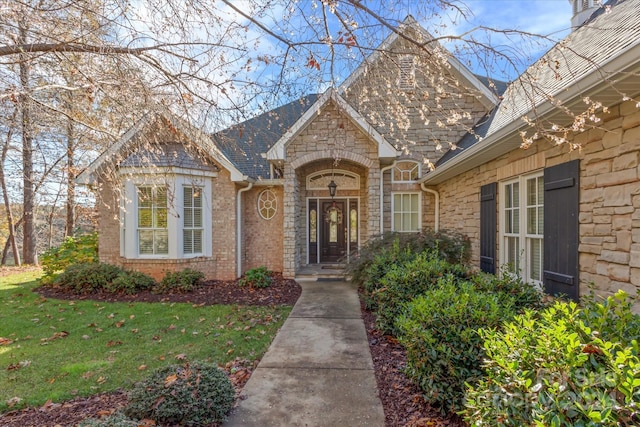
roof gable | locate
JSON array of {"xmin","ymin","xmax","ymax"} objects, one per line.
[
  {"xmin": 265, "ymin": 88, "xmax": 399, "ymax": 161},
  {"xmin": 338, "ymin": 15, "xmax": 501, "ymax": 109},
  {"xmin": 77, "ymin": 112, "xmax": 245, "ymax": 185}
]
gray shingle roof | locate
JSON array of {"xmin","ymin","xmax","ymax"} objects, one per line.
[
  {"xmin": 436, "ymin": 0, "xmax": 639, "ymax": 167},
  {"xmin": 120, "ymin": 142, "xmax": 217, "ymax": 172},
  {"xmin": 212, "ymin": 94, "xmax": 319, "ymax": 179}
]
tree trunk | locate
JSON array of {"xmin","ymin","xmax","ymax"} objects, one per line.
[
  {"xmin": 65, "ymin": 118, "xmax": 75, "ymax": 237},
  {"xmin": 19, "ymin": 22, "xmax": 37, "ymax": 264},
  {"xmin": 0, "ymin": 112, "xmax": 21, "ymax": 266}
]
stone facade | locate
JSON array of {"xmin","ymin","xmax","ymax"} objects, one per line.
[{"xmin": 433, "ymin": 99, "xmax": 640, "ymax": 300}]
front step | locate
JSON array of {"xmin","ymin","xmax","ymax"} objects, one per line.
[{"xmin": 294, "ymin": 264, "xmax": 349, "ymax": 281}]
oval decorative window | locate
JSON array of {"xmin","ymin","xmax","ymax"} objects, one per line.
[{"xmin": 258, "ymin": 189, "xmax": 277, "ymax": 220}]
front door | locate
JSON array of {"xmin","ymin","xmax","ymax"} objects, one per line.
[{"xmin": 320, "ymin": 200, "xmax": 346, "ymax": 263}]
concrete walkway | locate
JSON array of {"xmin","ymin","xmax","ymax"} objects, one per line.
[{"xmin": 224, "ymin": 280, "xmax": 385, "ymax": 426}]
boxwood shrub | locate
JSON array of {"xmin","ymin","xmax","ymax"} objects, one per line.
[
  {"xmin": 154, "ymin": 268, "xmax": 205, "ymax": 293},
  {"xmin": 125, "ymin": 362, "xmax": 234, "ymax": 426},
  {"xmin": 53, "ymin": 262, "xmax": 124, "ymax": 294},
  {"xmin": 464, "ymin": 291, "xmax": 640, "ymax": 426},
  {"xmin": 397, "ymin": 278, "xmax": 518, "ymax": 413}
]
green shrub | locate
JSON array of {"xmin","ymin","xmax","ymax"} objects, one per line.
[
  {"xmin": 346, "ymin": 229, "xmax": 471, "ymax": 286},
  {"xmin": 464, "ymin": 291, "xmax": 640, "ymax": 427},
  {"xmin": 361, "ymin": 241, "xmax": 418, "ymax": 310},
  {"xmin": 125, "ymin": 362, "xmax": 234, "ymax": 426},
  {"xmin": 397, "ymin": 278, "xmax": 517, "ymax": 414},
  {"xmin": 40, "ymin": 233, "xmax": 98, "ymax": 284},
  {"xmin": 238, "ymin": 266, "xmax": 273, "ymax": 288},
  {"xmin": 78, "ymin": 411, "xmax": 139, "ymax": 427},
  {"xmin": 373, "ymin": 251, "xmax": 469, "ymax": 335},
  {"xmin": 155, "ymin": 268, "xmax": 204, "ymax": 293},
  {"xmin": 53, "ymin": 262, "xmax": 124, "ymax": 294},
  {"xmin": 470, "ymin": 270, "xmax": 543, "ymax": 311},
  {"xmin": 106, "ymin": 271, "xmax": 156, "ymax": 295}
]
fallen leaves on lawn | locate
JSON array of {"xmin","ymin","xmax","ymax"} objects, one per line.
[
  {"xmin": 40, "ymin": 331, "xmax": 69, "ymax": 343},
  {"xmin": 0, "ymin": 337, "xmax": 13, "ymax": 345}
]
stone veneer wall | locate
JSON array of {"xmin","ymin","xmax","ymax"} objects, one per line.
[
  {"xmin": 342, "ymin": 31, "xmax": 490, "ymax": 170},
  {"xmin": 241, "ymin": 186, "xmax": 284, "ymax": 273},
  {"xmin": 282, "ymin": 101, "xmax": 380, "ymax": 277},
  {"xmin": 96, "ymin": 167, "xmax": 238, "ymax": 281},
  {"xmin": 434, "ymin": 100, "xmax": 640, "ymax": 300}
]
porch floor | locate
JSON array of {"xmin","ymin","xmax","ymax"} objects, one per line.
[{"xmin": 295, "ymin": 263, "xmax": 348, "ymax": 281}]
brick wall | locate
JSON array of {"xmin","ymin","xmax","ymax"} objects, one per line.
[
  {"xmin": 434, "ymin": 99, "xmax": 640, "ymax": 301},
  {"xmin": 242, "ymin": 186, "xmax": 284, "ymax": 273}
]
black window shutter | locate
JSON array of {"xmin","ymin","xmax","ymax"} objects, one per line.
[
  {"xmin": 480, "ymin": 182, "xmax": 497, "ymax": 274},
  {"xmin": 544, "ymin": 159, "xmax": 580, "ymax": 301}
]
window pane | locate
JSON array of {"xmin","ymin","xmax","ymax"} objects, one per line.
[
  {"xmin": 350, "ymin": 209, "xmax": 357, "ymax": 243},
  {"xmin": 155, "ymin": 230, "xmax": 168, "ymax": 254},
  {"xmin": 538, "ymin": 206, "xmax": 544, "ymax": 233},
  {"xmin": 394, "ymin": 213, "xmax": 402, "ymax": 231},
  {"xmin": 310, "ymin": 209, "xmax": 317, "ymax": 243},
  {"xmin": 529, "ymin": 238, "xmax": 542, "ymax": 281},
  {"xmin": 411, "ymin": 194, "xmax": 419, "ymax": 211},
  {"xmin": 184, "ymin": 230, "xmax": 193, "ymax": 254},
  {"xmin": 184, "ymin": 187, "xmax": 193, "ymax": 208},
  {"xmin": 138, "ymin": 187, "xmax": 152, "ymax": 207},
  {"xmin": 155, "ymin": 208, "xmax": 168, "ymax": 228},
  {"xmin": 194, "ymin": 230, "xmax": 202, "ymax": 253},
  {"xmin": 193, "ymin": 208, "xmax": 202, "ymax": 227},
  {"xmin": 411, "ymin": 213, "xmax": 419, "ymax": 231},
  {"xmin": 513, "ymin": 209, "xmax": 520, "ymax": 233},
  {"xmin": 527, "ymin": 178, "xmax": 536, "ymax": 205},
  {"xmin": 193, "ymin": 190, "xmax": 202, "ymax": 208},
  {"xmin": 505, "ymin": 184, "xmax": 512, "ymax": 208},
  {"xmin": 513, "ymin": 183, "xmax": 520, "ymax": 207},
  {"xmin": 184, "ymin": 209, "xmax": 193, "ymax": 227},
  {"xmin": 527, "ymin": 207, "xmax": 536, "ymax": 234},
  {"xmin": 138, "ymin": 208, "xmax": 152, "ymax": 227},
  {"xmin": 139, "ymin": 230, "xmax": 153, "ymax": 254}
]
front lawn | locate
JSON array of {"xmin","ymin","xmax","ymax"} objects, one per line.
[{"xmin": 0, "ymin": 270, "xmax": 290, "ymax": 412}]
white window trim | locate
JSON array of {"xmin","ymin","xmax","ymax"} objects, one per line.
[
  {"xmin": 499, "ymin": 171, "xmax": 544, "ymax": 287},
  {"xmin": 391, "ymin": 192, "xmax": 422, "ymax": 232},
  {"xmin": 121, "ymin": 173, "xmax": 212, "ymax": 260},
  {"xmin": 392, "ymin": 160, "xmax": 421, "ymax": 183}
]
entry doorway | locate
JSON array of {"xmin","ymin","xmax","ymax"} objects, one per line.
[{"xmin": 308, "ymin": 198, "xmax": 359, "ymax": 264}]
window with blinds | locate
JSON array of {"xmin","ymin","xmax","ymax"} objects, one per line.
[
  {"xmin": 183, "ymin": 186, "xmax": 203, "ymax": 255},
  {"xmin": 137, "ymin": 186, "xmax": 169, "ymax": 255},
  {"xmin": 501, "ymin": 172, "xmax": 543, "ymax": 285}
]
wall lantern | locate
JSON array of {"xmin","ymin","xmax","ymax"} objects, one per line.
[{"xmin": 328, "ymin": 180, "xmax": 337, "ymax": 199}]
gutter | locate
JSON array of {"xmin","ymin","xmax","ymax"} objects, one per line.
[
  {"xmin": 420, "ymin": 182, "xmax": 440, "ymax": 232},
  {"xmin": 379, "ymin": 161, "xmax": 397, "ymax": 234},
  {"xmin": 236, "ymin": 178, "xmax": 254, "ymax": 277}
]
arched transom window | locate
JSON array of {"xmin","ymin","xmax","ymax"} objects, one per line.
[
  {"xmin": 306, "ymin": 170, "xmax": 359, "ymax": 190},
  {"xmin": 392, "ymin": 160, "xmax": 420, "ymax": 182}
]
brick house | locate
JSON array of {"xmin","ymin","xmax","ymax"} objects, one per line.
[{"xmin": 78, "ymin": 0, "xmax": 640, "ymax": 302}]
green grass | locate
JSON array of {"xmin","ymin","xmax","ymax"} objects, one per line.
[{"xmin": 0, "ymin": 270, "xmax": 291, "ymax": 412}]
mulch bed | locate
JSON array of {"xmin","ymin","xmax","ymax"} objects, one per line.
[
  {"xmin": 362, "ymin": 303, "xmax": 466, "ymax": 427},
  {"xmin": 2, "ymin": 276, "xmax": 465, "ymax": 426}
]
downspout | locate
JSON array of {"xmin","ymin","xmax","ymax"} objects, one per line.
[
  {"xmin": 379, "ymin": 161, "xmax": 397, "ymax": 234},
  {"xmin": 421, "ymin": 182, "xmax": 440, "ymax": 232},
  {"xmin": 236, "ymin": 181, "xmax": 253, "ymax": 277}
]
